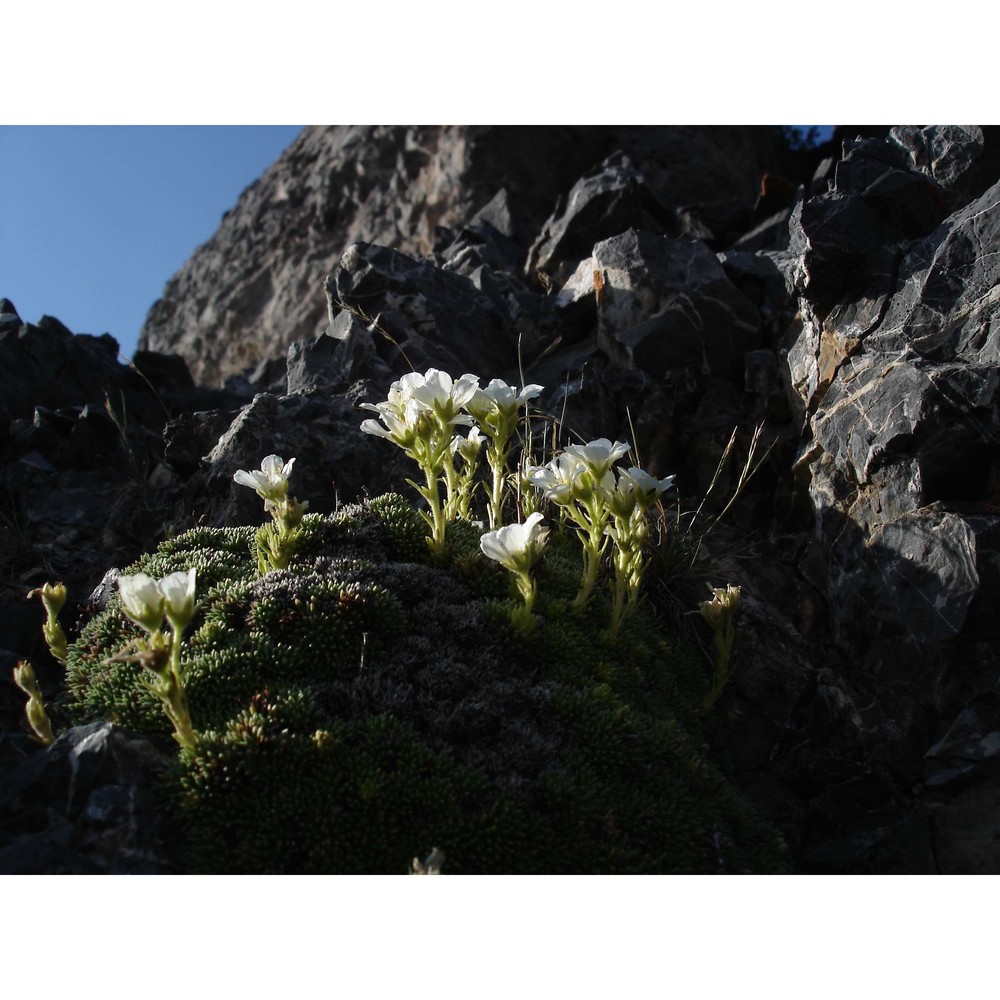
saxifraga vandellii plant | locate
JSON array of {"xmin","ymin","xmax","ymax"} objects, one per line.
[{"xmin": 47, "ymin": 366, "xmax": 787, "ymax": 873}]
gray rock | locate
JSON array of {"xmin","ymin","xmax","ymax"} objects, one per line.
[
  {"xmin": 137, "ymin": 127, "xmax": 783, "ymax": 386},
  {"xmin": 527, "ymin": 151, "xmax": 679, "ymax": 276},
  {"xmin": 133, "ymin": 127, "xmax": 614, "ymax": 385},
  {"xmin": 0, "ymin": 314, "xmax": 123, "ymax": 420},
  {"xmin": 0, "ymin": 722, "xmax": 177, "ymax": 874},
  {"xmin": 592, "ymin": 229, "xmax": 761, "ymax": 379},
  {"xmin": 869, "ymin": 510, "xmax": 980, "ymax": 642},
  {"xmin": 285, "ymin": 313, "xmax": 392, "ymax": 398},
  {"xmin": 889, "ymin": 125, "xmax": 985, "ymax": 203},
  {"xmin": 864, "ymin": 179, "xmax": 1000, "ymax": 360},
  {"xmin": 195, "ymin": 390, "xmax": 398, "ymax": 527},
  {"xmin": 327, "ymin": 242, "xmax": 519, "ymax": 378},
  {"xmin": 930, "ymin": 775, "xmax": 1000, "ymax": 874}
]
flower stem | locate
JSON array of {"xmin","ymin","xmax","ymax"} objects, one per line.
[{"xmin": 420, "ymin": 460, "xmax": 448, "ymax": 559}]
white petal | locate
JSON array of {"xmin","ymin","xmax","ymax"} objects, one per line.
[
  {"xmin": 261, "ymin": 455, "xmax": 285, "ymax": 478},
  {"xmin": 160, "ymin": 568, "xmax": 196, "ymax": 612},
  {"xmin": 479, "ymin": 530, "xmax": 510, "ymax": 565},
  {"xmin": 360, "ymin": 419, "xmax": 393, "ymax": 439},
  {"xmin": 233, "ymin": 469, "xmax": 261, "ymax": 488},
  {"xmin": 452, "ymin": 374, "xmax": 481, "ymax": 408}
]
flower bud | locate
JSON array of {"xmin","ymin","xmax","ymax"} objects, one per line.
[
  {"xmin": 160, "ymin": 568, "xmax": 197, "ymax": 632},
  {"xmin": 118, "ymin": 573, "xmax": 166, "ymax": 634},
  {"xmin": 27, "ymin": 581, "xmax": 67, "ymax": 619}
]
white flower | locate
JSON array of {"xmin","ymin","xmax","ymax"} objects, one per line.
[
  {"xmin": 562, "ymin": 438, "xmax": 631, "ymax": 479},
  {"xmin": 119, "ymin": 569, "xmax": 199, "ymax": 634},
  {"xmin": 528, "ymin": 452, "xmax": 615, "ymax": 506},
  {"xmin": 118, "ymin": 573, "xmax": 166, "ymax": 634},
  {"xmin": 612, "ymin": 467, "xmax": 676, "ymax": 513},
  {"xmin": 466, "ymin": 379, "xmax": 543, "ymax": 422},
  {"xmin": 451, "ymin": 425, "xmax": 485, "ymax": 463},
  {"xmin": 480, "ymin": 512, "xmax": 549, "ymax": 574},
  {"xmin": 527, "ymin": 452, "xmax": 587, "ymax": 504},
  {"xmin": 360, "ymin": 371, "xmax": 477, "ymax": 454},
  {"xmin": 699, "ymin": 584, "xmax": 741, "ymax": 627},
  {"xmin": 395, "ymin": 368, "xmax": 480, "ymax": 415},
  {"xmin": 234, "ymin": 455, "xmax": 295, "ymax": 505},
  {"xmin": 360, "ymin": 396, "xmax": 426, "ymax": 450},
  {"xmin": 160, "ymin": 568, "xmax": 197, "ymax": 629}
]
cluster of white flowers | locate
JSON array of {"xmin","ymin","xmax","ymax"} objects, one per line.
[
  {"xmin": 227, "ymin": 369, "xmax": 675, "ymax": 635},
  {"xmin": 528, "ymin": 440, "xmax": 674, "ymax": 513},
  {"xmin": 360, "ymin": 368, "xmax": 544, "ymax": 555},
  {"xmin": 360, "ymin": 369, "xmax": 480, "ymax": 457},
  {"xmin": 356, "ymin": 367, "xmax": 677, "ymax": 629}
]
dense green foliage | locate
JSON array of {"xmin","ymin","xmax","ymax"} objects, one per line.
[{"xmin": 64, "ymin": 494, "xmax": 788, "ymax": 873}]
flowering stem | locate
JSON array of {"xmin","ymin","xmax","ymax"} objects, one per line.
[
  {"xmin": 485, "ymin": 437, "xmax": 510, "ymax": 530},
  {"xmin": 164, "ymin": 671, "xmax": 199, "ymax": 750},
  {"xmin": 13, "ymin": 660, "xmax": 55, "ymax": 745},
  {"xmin": 442, "ymin": 453, "xmax": 460, "ymax": 520},
  {"xmin": 417, "ymin": 460, "xmax": 448, "ymax": 559},
  {"xmin": 151, "ymin": 631, "xmax": 199, "ymax": 750},
  {"xmin": 574, "ymin": 540, "xmax": 604, "ymax": 608},
  {"xmin": 510, "ymin": 571, "xmax": 538, "ymax": 633},
  {"xmin": 28, "ymin": 583, "xmax": 69, "ymax": 664},
  {"xmin": 571, "ymin": 494, "xmax": 609, "ymax": 609},
  {"xmin": 699, "ymin": 585, "xmax": 741, "ymax": 715}
]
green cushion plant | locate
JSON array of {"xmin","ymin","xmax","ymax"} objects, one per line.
[{"xmin": 28, "ymin": 367, "xmax": 788, "ymax": 873}]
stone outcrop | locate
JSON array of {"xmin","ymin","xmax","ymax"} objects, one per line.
[
  {"xmin": 6, "ymin": 125, "xmax": 1000, "ymax": 873},
  {"xmin": 138, "ymin": 126, "xmax": 780, "ymax": 386}
]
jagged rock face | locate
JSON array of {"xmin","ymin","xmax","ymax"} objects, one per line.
[
  {"xmin": 784, "ymin": 132, "xmax": 1000, "ymax": 653},
  {"xmin": 138, "ymin": 126, "xmax": 779, "ymax": 386}
]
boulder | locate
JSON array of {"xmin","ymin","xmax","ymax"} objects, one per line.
[
  {"xmin": 592, "ymin": 229, "xmax": 762, "ymax": 380},
  {"xmin": 0, "ymin": 722, "xmax": 178, "ymax": 874},
  {"xmin": 526, "ymin": 151, "xmax": 679, "ymax": 276},
  {"xmin": 326, "ymin": 242, "xmax": 521, "ymax": 378}
]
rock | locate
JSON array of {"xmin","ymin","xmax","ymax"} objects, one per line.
[
  {"xmin": 135, "ymin": 126, "xmax": 608, "ymax": 385},
  {"xmin": 286, "ymin": 312, "xmax": 393, "ymax": 398},
  {"xmin": 526, "ymin": 151, "xmax": 679, "ymax": 276},
  {"xmin": 0, "ymin": 313, "xmax": 122, "ymax": 420},
  {"xmin": 888, "ymin": 125, "xmax": 987, "ymax": 207},
  {"xmin": 869, "ymin": 510, "xmax": 980, "ymax": 642},
  {"xmin": 130, "ymin": 349, "xmax": 195, "ymax": 392},
  {"xmin": 469, "ymin": 188, "xmax": 529, "ymax": 245},
  {"xmin": 930, "ymin": 775, "xmax": 1000, "ymax": 874},
  {"xmin": 0, "ymin": 722, "xmax": 178, "ymax": 873},
  {"xmin": 0, "ymin": 298, "xmax": 21, "ymax": 331},
  {"xmin": 327, "ymin": 242, "xmax": 519, "ymax": 378},
  {"xmin": 863, "ymin": 178, "xmax": 1000, "ymax": 361},
  {"xmin": 193, "ymin": 390, "xmax": 397, "ymax": 528},
  {"xmin": 592, "ymin": 229, "xmax": 761, "ymax": 380},
  {"xmin": 923, "ymin": 695, "xmax": 1000, "ymax": 790},
  {"xmin": 162, "ymin": 407, "xmax": 242, "ymax": 476},
  {"xmin": 137, "ymin": 127, "xmax": 783, "ymax": 386}
]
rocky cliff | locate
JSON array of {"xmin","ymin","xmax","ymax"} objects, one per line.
[
  {"xmin": 5, "ymin": 125, "xmax": 1000, "ymax": 873},
  {"xmin": 137, "ymin": 126, "xmax": 781, "ymax": 385}
]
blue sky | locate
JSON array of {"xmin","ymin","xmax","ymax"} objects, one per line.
[{"xmin": 1, "ymin": 126, "xmax": 303, "ymax": 360}]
